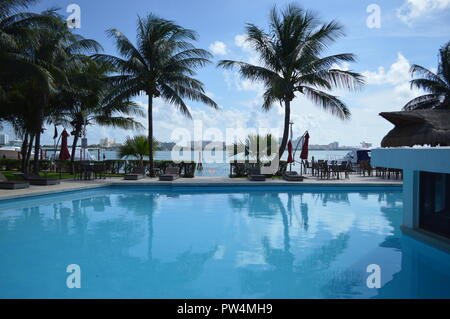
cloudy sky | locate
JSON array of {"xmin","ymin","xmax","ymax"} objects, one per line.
[{"xmin": 5, "ymin": 0, "xmax": 450, "ymax": 146}]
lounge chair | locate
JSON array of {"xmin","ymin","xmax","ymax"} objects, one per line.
[
  {"xmin": 124, "ymin": 167, "xmax": 146, "ymax": 180},
  {"xmin": 20, "ymin": 173, "xmax": 60, "ymax": 186},
  {"xmin": 159, "ymin": 167, "xmax": 180, "ymax": 181},
  {"xmin": 247, "ymin": 168, "xmax": 266, "ymax": 181},
  {"xmin": 283, "ymin": 171, "xmax": 304, "ymax": 182},
  {"xmin": 0, "ymin": 173, "xmax": 30, "ymax": 190}
]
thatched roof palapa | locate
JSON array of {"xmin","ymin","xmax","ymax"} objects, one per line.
[{"xmin": 380, "ymin": 110, "xmax": 450, "ymax": 147}]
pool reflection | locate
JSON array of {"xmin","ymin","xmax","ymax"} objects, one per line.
[{"xmin": 0, "ymin": 187, "xmax": 449, "ymax": 298}]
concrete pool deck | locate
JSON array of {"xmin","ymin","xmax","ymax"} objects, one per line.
[{"xmin": 0, "ymin": 175, "xmax": 402, "ymax": 201}]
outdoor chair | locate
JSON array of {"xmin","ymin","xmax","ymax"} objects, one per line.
[
  {"xmin": 247, "ymin": 167, "xmax": 266, "ymax": 181},
  {"xmin": 335, "ymin": 161, "xmax": 350, "ymax": 179},
  {"xmin": 318, "ymin": 161, "xmax": 330, "ymax": 179},
  {"xmin": 159, "ymin": 167, "xmax": 180, "ymax": 181},
  {"xmin": 360, "ymin": 161, "xmax": 373, "ymax": 177},
  {"xmin": 19, "ymin": 173, "xmax": 60, "ymax": 186},
  {"xmin": 283, "ymin": 171, "xmax": 304, "ymax": 182},
  {"xmin": 93, "ymin": 163, "xmax": 107, "ymax": 180},
  {"xmin": 0, "ymin": 173, "xmax": 30, "ymax": 190},
  {"xmin": 124, "ymin": 166, "xmax": 146, "ymax": 180},
  {"xmin": 303, "ymin": 160, "xmax": 312, "ymax": 175}
]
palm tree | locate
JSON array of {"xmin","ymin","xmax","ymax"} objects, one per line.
[
  {"xmin": 229, "ymin": 134, "xmax": 279, "ymax": 163},
  {"xmin": 119, "ymin": 135, "xmax": 159, "ymax": 167},
  {"xmin": 0, "ymin": 1, "xmax": 54, "ymax": 90},
  {"xmin": 0, "ymin": 3, "xmax": 64, "ymax": 173},
  {"xmin": 403, "ymin": 42, "xmax": 450, "ymax": 110},
  {"xmin": 94, "ymin": 14, "xmax": 218, "ymax": 176},
  {"xmin": 218, "ymin": 4, "xmax": 364, "ymax": 158},
  {"xmin": 27, "ymin": 15, "xmax": 102, "ymax": 173},
  {"xmin": 51, "ymin": 59, "xmax": 144, "ymax": 166}
]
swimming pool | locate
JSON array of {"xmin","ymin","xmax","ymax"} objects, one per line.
[{"xmin": 0, "ymin": 185, "xmax": 449, "ymax": 299}]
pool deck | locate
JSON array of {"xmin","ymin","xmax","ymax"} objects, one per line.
[{"xmin": 0, "ymin": 175, "xmax": 402, "ymax": 201}]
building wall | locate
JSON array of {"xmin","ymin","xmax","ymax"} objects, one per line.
[
  {"xmin": 372, "ymin": 148, "xmax": 450, "ymax": 248},
  {"xmin": 371, "ymin": 147, "xmax": 450, "ymax": 174},
  {"xmin": 0, "ymin": 134, "xmax": 9, "ymax": 145}
]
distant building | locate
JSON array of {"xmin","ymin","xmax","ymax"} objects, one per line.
[
  {"xmin": 8, "ymin": 139, "xmax": 23, "ymax": 147},
  {"xmin": 159, "ymin": 142, "xmax": 177, "ymax": 151},
  {"xmin": 328, "ymin": 142, "xmax": 339, "ymax": 149},
  {"xmin": 189, "ymin": 140, "xmax": 225, "ymax": 151},
  {"xmin": 99, "ymin": 138, "xmax": 116, "ymax": 148},
  {"xmin": 361, "ymin": 141, "xmax": 373, "ymax": 149},
  {"xmin": 0, "ymin": 134, "xmax": 9, "ymax": 146}
]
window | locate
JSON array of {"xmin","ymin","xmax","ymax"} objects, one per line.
[{"xmin": 419, "ymin": 172, "xmax": 450, "ymax": 238}]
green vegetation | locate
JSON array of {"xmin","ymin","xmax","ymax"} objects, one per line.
[
  {"xmin": 93, "ymin": 14, "xmax": 218, "ymax": 177},
  {"xmin": 118, "ymin": 136, "xmax": 159, "ymax": 167},
  {"xmin": 403, "ymin": 42, "xmax": 450, "ymax": 110},
  {"xmin": 218, "ymin": 4, "xmax": 364, "ymax": 158},
  {"xmin": 0, "ymin": 0, "xmax": 143, "ymax": 174}
]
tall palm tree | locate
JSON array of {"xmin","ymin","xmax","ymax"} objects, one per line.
[
  {"xmin": 218, "ymin": 4, "xmax": 364, "ymax": 158},
  {"xmin": 51, "ymin": 59, "xmax": 144, "ymax": 165},
  {"xmin": 27, "ymin": 15, "xmax": 102, "ymax": 173},
  {"xmin": 403, "ymin": 42, "xmax": 450, "ymax": 110},
  {"xmin": 0, "ymin": 3, "xmax": 62, "ymax": 173},
  {"xmin": 0, "ymin": 1, "xmax": 55, "ymax": 131},
  {"xmin": 94, "ymin": 14, "xmax": 218, "ymax": 176}
]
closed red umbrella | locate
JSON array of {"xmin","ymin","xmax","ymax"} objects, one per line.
[
  {"xmin": 287, "ymin": 141, "xmax": 294, "ymax": 163},
  {"xmin": 300, "ymin": 132, "xmax": 310, "ymax": 160},
  {"xmin": 59, "ymin": 129, "xmax": 71, "ymax": 160}
]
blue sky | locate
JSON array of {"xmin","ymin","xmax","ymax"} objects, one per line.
[{"xmin": 5, "ymin": 0, "xmax": 450, "ymax": 146}]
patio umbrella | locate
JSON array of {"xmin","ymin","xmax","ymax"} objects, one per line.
[
  {"xmin": 59, "ymin": 129, "xmax": 71, "ymax": 161},
  {"xmin": 287, "ymin": 141, "xmax": 294, "ymax": 164},
  {"xmin": 300, "ymin": 132, "xmax": 310, "ymax": 160}
]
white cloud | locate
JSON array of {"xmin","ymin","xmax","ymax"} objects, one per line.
[
  {"xmin": 209, "ymin": 41, "xmax": 227, "ymax": 55},
  {"xmin": 234, "ymin": 34, "xmax": 252, "ymax": 52},
  {"xmin": 223, "ymin": 70, "xmax": 265, "ymax": 93},
  {"xmin": 362, "ymin": 53, "xmax": 411, "ymax": 85},
  {"xmin": 397, "ymin": 0, "xmax": 450, "ymax": 24}
]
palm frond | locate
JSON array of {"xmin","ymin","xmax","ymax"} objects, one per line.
[
  {"xmin": 303, "ymin": 86, "xmax": 350, "ymax": 120},
  {"xmin": 403, "ymin": 94, "xmax": 442, "ymax": 111}
]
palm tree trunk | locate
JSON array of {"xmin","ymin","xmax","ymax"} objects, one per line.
[
  {"xmin": 25, "ymin": 134, "xmax": 34, "ymax": 174},
  {"xmin": 148, "ymin": 95, "xmax": 154, "ymax": 177},
  {"xmin": 21, "ymin": 133, "xmax": 29, "ymax": 172},
  {"xmin": 71, "ymin": 134, "xmax": 79, "ymax": 162},
  {"xmin": 33, "ymin": 100, "xmax": 46, "ymax": 174},
  {"xmin": 278, "ymin": 100, "xmax": 291, "ymax": 159},
  {"xmin": 33, "ymin": 130, "xmax": 41, "ymax": 174},
  {"xmin": 70, "ymin": 132, "xmax": 80, "ymax": 174}
]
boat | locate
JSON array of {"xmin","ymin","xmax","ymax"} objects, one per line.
[{"xmin": 340, "ymin": 148, "xmax": 372, "ymax": 164}]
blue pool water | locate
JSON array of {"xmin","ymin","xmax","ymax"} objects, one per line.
[{"xmin": 1, "ymin": 186, "xmax": 449, "ymax": 299}]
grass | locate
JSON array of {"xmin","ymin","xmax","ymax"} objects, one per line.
[{"xmin": 1, "ymin": 171, "xmax": 124, "ymax": 181}]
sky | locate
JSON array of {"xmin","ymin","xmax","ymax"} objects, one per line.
[{"xmin": 3, "ymin": 0, "xmax": 450, "ymax": 147}]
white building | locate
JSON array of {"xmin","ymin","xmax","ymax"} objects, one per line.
[
  {"xmin": 99, "ymin": 138, "xmax": 116, "ymax": 148},
  {"xmin": 372, "ymin": 147, "xmax": 450, "ymax": 252},
  {"xmin": 0, "ymin": 134, "xmax": 9, "ymax": 145},
  {"xmin": 328, "ymin": 142, "xmax": 339, "ymax": 149}
]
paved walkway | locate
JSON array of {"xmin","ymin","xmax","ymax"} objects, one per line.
[{"xmin": 0, "ymin": 174, "xmax": 402, "ymax": 200}]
